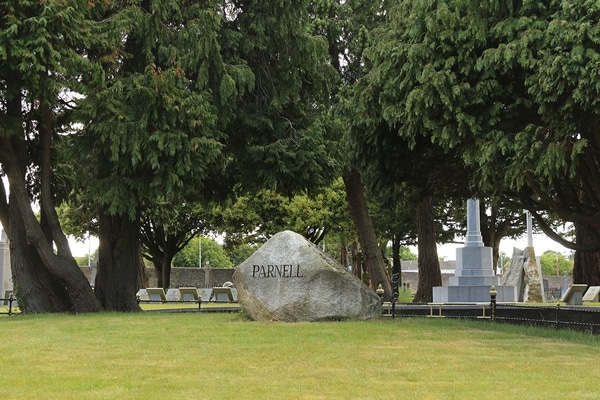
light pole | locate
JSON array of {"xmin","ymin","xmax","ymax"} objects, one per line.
[{"xmin": 198, "ymin": 233, "xmax": 202, "ymax": 269}]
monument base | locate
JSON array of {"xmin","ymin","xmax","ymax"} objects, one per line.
[{"xmin": 433, "ymin": 285, "xmax": 517, "ymax": 303}]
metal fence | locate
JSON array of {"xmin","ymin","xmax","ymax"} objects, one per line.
[
  {"xmin": 390, "ymin": 303, "xmax": 600, "ymax": 334},
  {"xmin": 0, "ymin": 296, "xmax": 19, "ymax": 316}
]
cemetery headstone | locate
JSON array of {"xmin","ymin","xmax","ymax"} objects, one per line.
[
  {"xmin": 136, "ymin": 289, "xmax": 150, "ymax": 301},
  {"xmin": 501, "ymin": 248, "xmax": 526, "ymax": 301},
  {"xmin": 166, "ymin": 288, "xmax": 180, "ymax": 302},
  {"xmin": 233, "ymin": 230, "xmax": 382, "ymax": 321},
  {"xmin": 197, "ymin": 288, "xmax": 213, "ymax": 302},
  {"xmin": 179, "ymin": 287, "xmax": 200, "ymax": 302},
  {"xmin": 583, "ymin": 286, "xmax": 600, "ymax": 302},
  {"xmin": 522, "ymin": 246, "xmax": 545, "ymax": 303},
  {"xmin": 501, "ymin": 247, "xmax": 546, "ymax": 303},
  {"xmin": 560, "ymin": 284, "xmax": 588, "ymax": 306},
  {"xmin": 146, "ymin": 288, "xmax": 167, "ymax": 302},
  {"xmin": 211, "ymin": 287, "xmax": 235, "ymax": 302}
]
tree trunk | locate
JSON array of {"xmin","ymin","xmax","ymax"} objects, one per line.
[
  {"xmin": 343, "ymin": 168, "xmax": 391, "ymax": 299},
  {"xmin": 161, "ymin": 252, "xmax": 175, "ymax": 290},
  {"xmin": 95, "ymin": 211, "xmax": 143, "ymax": 311},
  {"xmin": 350, "ymin": 240, "xmax": 361, "ymax": 278},
  {"xmin": 480, "ymin": 205, "xmax": 510, "ymax": 273},
  {"xmin": 413, "ymin": 195, "xmax": 442, "ymax": 303},
  {"xmin": 138, "ymin": 251, "xmax": 149, "ymax": 289},
  {"xmin": 152, "ymin": 252, "xmax": 174, "ymax": 290},
  {"xmin": 0, "ymin": 134, "xmax": 101, "ymax": 313},
  {"xmin": 0, "ymin": 175, "xmax": 8, "ymax": 231},
  {"xmin": 9, "ymin": 198, "xmax": 73, "ymax": 312},
  {"xmin": 573, "ymin": 221, "xmax": 600, "ymax": 286},
  {"xmin": 339, "ymin": 234, "xmax": 348, "ymax": 271}
]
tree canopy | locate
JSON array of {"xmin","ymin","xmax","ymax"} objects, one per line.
[
  {"xmin": 353, "ymin": 0, "xmax": 600, "ymax": 285},
  {"xmin": 0, "ymin": 0, "xmax": 103, "ymax": 312}
]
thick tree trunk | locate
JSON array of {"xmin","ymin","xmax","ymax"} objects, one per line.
[
  {"xmin": 0, "ymin": 131, "xmax": 100, "ymax": 313},
  {"xmin": 350, "ymin": 241, "xmax": 362, "ymax": 278},
  {"xmin": 413, "ymin": 195, "xmax": 442, "ymax": 303},
  {"xmin": 138, "ymin": 251, "xmax": 149, "ymax": 289},
  {"xmin": 95, "ymin": 211, "xmax": 143, "ymax": 311},
  {"xmin": 153, "ymin": 252, "xmax": 174, "ymax": 290},
  {"xmin": 9, "ymin": 198, "xmax": 73, "ymax": 312},
  {"xmin": 0, "ymin": 179, "xmax": 8, "ymax": 232},
  {"xmin": 573, "ymin": 221, "xmax": 600, "ymax": 286},
  {"xmin": 161, "ymin": 253, "xmax": 174, "ymax": 290},
  {"xmin": 153, "ymin": 261, "xmax": 164, "ymax": 289},
  {"xmin": 343, "ymin": 168, "xmax": 391, "ymax": 299}
]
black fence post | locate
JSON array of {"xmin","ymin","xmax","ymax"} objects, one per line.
[
  {"xmin": 489, "ymin": 286, "xmax": 497, "ymax": 322},
  {"xmin": 391, "ymin": 272, "xmax": 400, "ymax": 320}
]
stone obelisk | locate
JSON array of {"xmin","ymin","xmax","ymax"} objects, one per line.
[{"xmin": 433, "ymin": 198, "xmax": 517, "ymax": 302}]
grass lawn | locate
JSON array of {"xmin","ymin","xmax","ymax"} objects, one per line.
[{"xmin": 0, "ymin": 313, "xmax": 599, "ymax": 399}]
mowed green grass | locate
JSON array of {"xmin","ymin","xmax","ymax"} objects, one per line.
[{"xmin": 0, "ymin": 313, "xmax": 599, "ymax": 400}]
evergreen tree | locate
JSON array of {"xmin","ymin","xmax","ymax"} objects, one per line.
[
  {"xmin": 75, "ymin": 0, "xmax": 336, "ymax": 310},
  {"xmin": 354, "ymin": 0, "xmax": 600, "ymax": 286},
  {"xmin": 0, "ymin": 0, "xmax": 102, "ymax": 312}
]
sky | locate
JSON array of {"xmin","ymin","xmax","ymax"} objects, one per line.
[{"xmin": 433, "ymin": 233, "xmax": 570, "ymax": 261}]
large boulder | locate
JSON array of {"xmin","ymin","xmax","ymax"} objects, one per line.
[{"xmin": 233, "ymin": 231, "xmax": 382, "ymax": 321}]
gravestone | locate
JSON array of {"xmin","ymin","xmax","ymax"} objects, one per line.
[
  {"xmin": 433, "ymin": 199, "xmax": 517, "ymax": 303},
  {"xmin": 179, "ymin": 287, "xmax": 200, "ymax": 302},
  {"xmin": 146, "ymin": 288, "xmax": 167, "ymax": 302},
  {"xmin": 136, "ymin": 289, "xmax": 150, "ymax": 301},
  {"xmin": 0, "ymin": 229, "xmax": 12, "ymax": 299},
  {"xmin": 560, "ymin": 284, "xmax": 588, "ymax": 306},
  {"xmin": 583, "ymin": 286, "xmax": 600, "ymax": 302},
  {"xmin": 501, "ymin": 248, "xmax": 526, "ymax": 301},
  {"xmin": 501, "ymin": 247, "xmax": 546, "ymax": 302},
  {"xmin": 522, "ymin": 247, "xmax": 545, "ymax": 303},
  {"xmin": 166, "ymin": 288, "xmax": 180, "ymax": 302},
  {"xmin": 197, "ymin": 288, "xmax": 213, "ymax": 302},
  {"xmin": 233, "ymin": 230, "xmax": 381, "ymax": 321},
  {"xmin": 211, "ymin": 287, "xmax": 235, "ymax": 302}
]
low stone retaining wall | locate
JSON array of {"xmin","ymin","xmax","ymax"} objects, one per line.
[{"xmin": 80, "ymin": 267, "xmax": 235, "ymax": 288}]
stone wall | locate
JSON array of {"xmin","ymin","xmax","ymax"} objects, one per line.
[{"xmin": 80, "ymin": 266, "xmax": 235, "ymax": 288}]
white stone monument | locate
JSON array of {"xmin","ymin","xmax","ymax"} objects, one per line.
[
  {"xmin": 433, "ymin": 199, "xmax": 517, "ymax": 302},
  {"xmin": 0, "ymin": 228, "xmax": 13, "ymax": 297}
]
